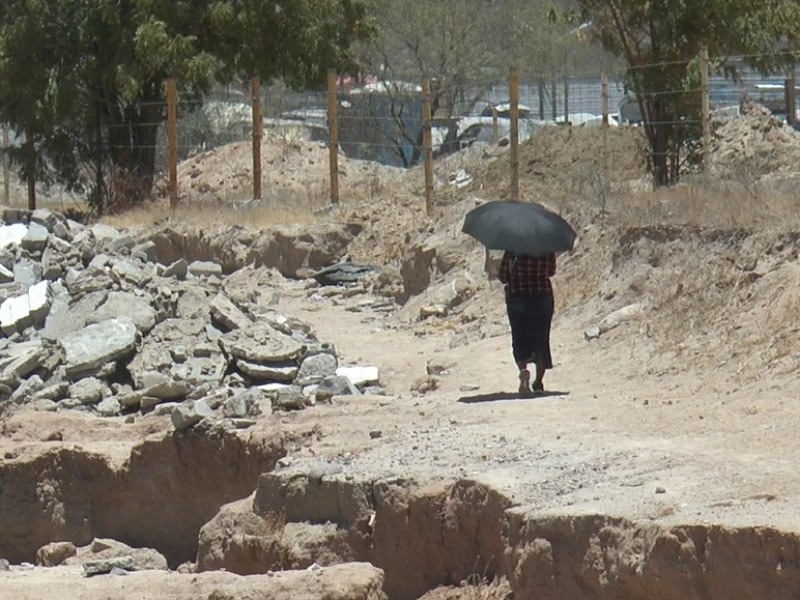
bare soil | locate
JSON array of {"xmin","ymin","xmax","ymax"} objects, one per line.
[{"xmin": 4, "ymin": 112, "xmax": 800, "ymax": 599}]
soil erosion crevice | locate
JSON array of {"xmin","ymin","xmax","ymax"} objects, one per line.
[{"xmin": 0, "ymin": 429, "xmax": 284, "ymax": 566}]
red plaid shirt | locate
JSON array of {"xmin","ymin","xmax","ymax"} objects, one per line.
[{"xmin": 498, "ymin": 252, "xmax": 556, "ymax": 295}]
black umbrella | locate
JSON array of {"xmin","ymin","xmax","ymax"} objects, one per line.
[{"xmin": 462, "ymin": 200, "xmax": 577, "ymax": 256}]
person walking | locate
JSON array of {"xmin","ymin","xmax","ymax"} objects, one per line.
[{"xmin": 498, "ymin": 251, "xmax": 556, "ymax": 396}]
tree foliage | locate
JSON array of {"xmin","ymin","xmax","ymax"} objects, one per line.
[
  {"xmin": 0, "ymin": 0, "xmax": 373, "ymax": 210},
  {"xmin": 576, "ymin": 0, "xmax": 800, "ymax": 186}
]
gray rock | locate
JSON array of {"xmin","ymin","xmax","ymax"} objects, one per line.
[
  {"xmin": 65, "ymin": 266, "xmax": 113, "ymax": 299},
  {"xmin": 0, "ymin": 263, "xmax": 13, "ymax": 284},
  {"xmin": 84, "ymin": 556, "xmax": 135, "ymax": 577},
  {"xmin": 296, "ymin": 353, "xmax": 338, "ymax": 385},
  {"xmin": 57, "ymin": 398, "xmax": 83, "ymax": 410},
  {"xmin": 0, "ymin": 247, "xmax": 14, "ymax": 270},
  {"xmin": 96, "ymin": 396, "xmax": 122, "ymax": 416},
  {"xmin": 153, "ymin": 401, "xmax": 180, "ymax": 416},
  {"xmin": 88, "ymin": 292, "xmax": 157, "ymax": 334},
  {"xmin": 209, "ymin": 293, "xmax": 252, "ymax": 331},
  {"xmin": 30, "ymin": 208, "xmax": 64, "ymax": 232},
  {"xmin": 110, "ymin": 259, "xmax": 151, "ymax": 288},
  {"xmin": 33, "ymin": 381, "xmax": 70, "ymax": 402},
  {"xmin": 316, "ymin": 375, "xmax": 362, "ymax": 400},
  {"xmin": 11, "ymin": 374, "xmax": 45, "ymax": 404},
  {"xmin": 236, "ymin": 359, "xmax": 297, "ymax": 382},
  {"xmin": 171, "ymin": 399, "xmax": 216, "ymax": 430},
  {"xmin": 0, "ymin": 340, "xmax": 47, "ymax": 385},
  {"xmin": 69, "ymin": 377, "xmax": 108, "ymax": 405},
  {"xmin": 13, "ymin": 258, "xmax": 42, "ymax": 287},
  {"xmin": 221, "ymin": 389, "xmax": 263, "ymax": 418},
  {"xmin": 43, "ymin": 289, "xmax": 108, "ymax": 342},
  {"xmin": 219, "ymin": 322, "xmax": 305, "ymax": 364},
  {"xmin": 162, "ymin": 258, "xmax": 188, "ymax": 280},
  {"xmin": 59, "ymin": 318, "xmax": 138, "ymax": 379},
  {"xmin": 106, "ymin": 234, "xmax": 136, "ymax": 253},
  {"xmin": 130, "ymin": 241, "xmax": 158, "ymax": 263},
  {"xmin": 0, "ymin": 223, "xmax": 28, "ymax": 248},
  {"xmin": 175, "ymin": 285, "xmax": 208, "ymax": 319},
  {"xmin": 583, "ymin": 325, "xmax": 601, "ymax": 340},
  {"xmin": 141, "ymin": 377, "xmax": 191, "ymax": 401},
  {"xmin": 188, "ymin": 260, "xmax": 223, "ymax": 278},
  {"xmin": 271, "ymin": 387, "xmax": 306, "ymax": 411},
  {"xmin": 30, "ymin": 399, "xmax": 58, "ymax": 411},
  {"xmin": 172, "ymin": 355, "xmax": 227, "ymax": 386},
  {"xmin": 21, "ymin": 222, "xmax": 49, "ymax": 252}
]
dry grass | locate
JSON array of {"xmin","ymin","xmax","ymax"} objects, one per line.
[
  {"xmin": 610, "ymin": 180, "xmax": 800, "ymax": 229},
  {"xmin": 101, "ymin": 197, "xmax": 318, "ymax": 230}
]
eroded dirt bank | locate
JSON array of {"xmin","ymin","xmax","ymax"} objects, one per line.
[{"xmin": 0, "ymin": 416, "xmax": 286, "ymax": 566}]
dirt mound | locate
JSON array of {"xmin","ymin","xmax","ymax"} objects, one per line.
[{"xmin": 710, "ymin": 103, "xmax": 800, "ymax": 182}]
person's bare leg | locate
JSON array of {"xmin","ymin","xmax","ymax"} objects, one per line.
[
  {"xmin": 517, "ymin": 361, "xmax": 531, "ymax": 395},
  {"xmin": 533, "ymin": 360, "xmax": 545, "ymax": 393}
]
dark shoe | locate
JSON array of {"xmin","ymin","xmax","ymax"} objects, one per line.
[
  {"xmin": 532, "ymin": 381, "xmax": 545, "ymax": 395},
  {"xmin": 518, "ymin": 369, "xmax": 531, "ymax": 396}
]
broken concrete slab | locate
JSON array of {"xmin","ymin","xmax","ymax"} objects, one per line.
[
  {"xmin": 13, "ymin": 258, "xmax": 43, "ymax": 287},
  {"xmin": 219, "ymin": 322, "xmax": 305, "ymax": 364},
  {"xmin": 236, "ymin": 359, "xmax": 298, "ymax": 382},
  {"xmin": 21, "ymin": 222, "xmax": 49, "ymax": 252},
  {"xmin": 296, "ymin": 353, "xmax": 338, "ymax": 385},
  {"xmin": 88, "ymin": 291, "xmax": 157, "ymax": 334},
  {"xmin": 209, "ymin": 293, "xmax": 252, "ymax": 331},
  {"xmin": 0, "ymin": 223, "xmax": 28, "ymax": 248},
  {"xmin": 59, "ymin": 318, "xmax": 138, "ymax": 379},
  {"xmin": 0, "ymin": 340, "xmax": 48, "ymax": 385},
  {"xmin": 188, "ymin": 260, "xmax": 223, "ymax": 278}
]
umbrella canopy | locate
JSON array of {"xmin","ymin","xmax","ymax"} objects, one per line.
[{"xmin": 461, "ymin": 200, "xmax": 577, "ymax": 256}]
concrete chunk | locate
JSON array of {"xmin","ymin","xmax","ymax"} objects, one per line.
[
  {"xmin": 188, "ymin": 260, "xmax": 223, "ymax": 278},
  {"xmin": 59, "ymin": 318, "xmax": 138, "ymax": 378},
  {"xmin": 21, "ymin": 222, "xmax": 49, "ymax": 251},
  {"xmin": 210, "ymin": 293, "xmax": 252, "ymax": 331},
  {"xmin": 0, "ymin": 223, "xmax": 28, "ymax": 248}
]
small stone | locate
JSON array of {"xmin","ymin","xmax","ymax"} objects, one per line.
[
  {"xmin": 583, "ymin": 325, "xmax": 601, "ymax": 341},
  {"xmin": 655, "ymin": 486, "xmax": 666, "ymax": 494},
  {"xmin": 188, "ymin": 260, "xmax": 223, "ymax": 278},
  {"xmin": 369, "ymin": 430, "xmax": 382, "ymax": 439}
]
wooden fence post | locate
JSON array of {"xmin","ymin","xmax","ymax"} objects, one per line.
[
  {"xmin": 700, "ymin": 46, "xmax": 710, "ymax": 179},
  {"xmin": 422, "ymin": 76, "xmax": 434, "ymax": 216},
  {"xmin": 24, "ymin": 131, "xmax": 35, "ymax": 210},
  {"xmin": 166, "ymin": 77, "xmax": 178, "ymax": 209},
  {"xmin": 509, "ymin": 67, "xmax": 520, "ymax": 200},
  {"xmin": 251, "ymin": 75, "xmax": 262, "ymax": 201},
  {"xmin": 785, "ymin": 67, "xmax": 796, "ymax": 126},
  {"xmin": 2, "ymin": 124, "xmax": 9, "ymax": 206},
  {"xmin": 601, "ymin": 71, "xmax": 609, "ymax": 186},
  {"xmin": 327, "ymin": 69, "xmax": 340, "ymax": 205}
]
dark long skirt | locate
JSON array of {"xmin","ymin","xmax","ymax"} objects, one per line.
[{"xmin": 505, "ymin": 292, "xmax": 554, "ymax": 369}]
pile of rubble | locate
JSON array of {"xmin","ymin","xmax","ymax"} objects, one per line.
[{"xmin": 0, "ymin": 208, "xmax": 382, "ymax": 430}]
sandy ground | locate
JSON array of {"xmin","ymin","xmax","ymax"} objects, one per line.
[{"xmin": 4, "ymin": 113, "xmax": 800, "ymax": 598}]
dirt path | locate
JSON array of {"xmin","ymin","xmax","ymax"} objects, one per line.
[{"xmin": 276, "ymin": 278, "xmax": 800, "ymax": 530}]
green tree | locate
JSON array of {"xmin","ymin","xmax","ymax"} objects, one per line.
[
  {"xmin": 0, "ymin": 0, "xmax": 373, "ymax": 210},
  {"xmin": 576, "ymin": 0, "xmax": 800, "ymax": 186}
]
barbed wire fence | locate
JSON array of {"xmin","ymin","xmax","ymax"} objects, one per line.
[{"xmin": 1, "ymin": 49, "xmax": 797, "ymax": 212}]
